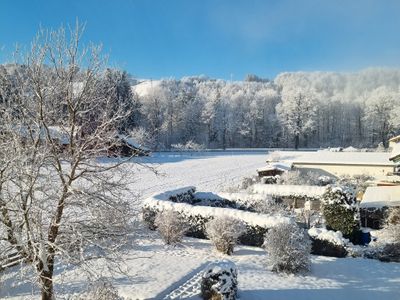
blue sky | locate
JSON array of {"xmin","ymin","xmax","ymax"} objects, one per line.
[{"xmin": 1, "ymin": 0, "xmax": 400, "ymax": 80}]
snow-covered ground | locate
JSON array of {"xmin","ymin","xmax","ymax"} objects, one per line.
[
  {"xmin": 125, "ymin": 150, "xmax": 268, "ymax": 200},
  {"xmin": 1, "ymin": 150, "xmax": 400, "ymax": 299},
  {"xmin": 2, "ymin": 230, "xmax": 400, "ymax": 300}
]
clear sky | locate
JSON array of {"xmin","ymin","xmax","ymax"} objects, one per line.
[{"xmin": 1, "ymin": 0, "xmax": 400, "ymax": 80}]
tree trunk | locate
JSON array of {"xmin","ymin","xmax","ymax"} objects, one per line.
[
  {"xmin": 294, "ymin": 134, "xmax": 300, "ymax": 150},
  {"xmin": 40, "ymin": 269, "xmax": 54, "ymax": 300}
]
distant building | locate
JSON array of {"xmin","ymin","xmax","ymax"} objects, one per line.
[
  {"xmin": 266, "ymin": 150, "xmax": 395, "ymax": 178},
  {"xmin": 108, "ymin": 134, "xmax": 150, "ymax": 157},
  {"xmin": 389, "ymin": 135, "xmax": 400, "ymax": 174},
  {"xmin": 360, "ymin": 186, "xmax": 400, "ymax": 228},
  {"xmin": 256, "ymin": 162, "xmax": 292, "ymax": 177}
]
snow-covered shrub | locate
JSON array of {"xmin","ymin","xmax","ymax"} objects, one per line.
[
  {"xmin": 206, "ymin": 217, "xmax": 246, "ymax": 255},
  {"xmin": 308, "ymin": 227, "xmax": 348, "ymax": 257},
  {"xmin": 238, "ymin": 225, "xmax": 268, "ymax": 247},
  {"xmin": 321, "ymin": 187, "xmax": 360, "ymax": 241},
  {"xmin": 171, "ymin": 140, "xmax": 205, "ymax": 151},
  {"xmin": 385, "ymin": 223, "xmax": 400, "ymax": 244},
  {"xmin": 386, "ymin": 207, "xmax": 400, "ymax": 225},
  {"xmin": 240, "ymin": 175, "xmax": 260, "ymax": 190},
  {"xmin": 201, "ymin": 260, "xmax": 238, "ymax": 300},
  {"xmin": 74, "ymin": 279, "xmax": 124, "ymax": 300},
  {"xmin": 276, "ymin": 170, "xmax": 305, "ymax": 185},
  {"xmin": 337, "ymin": 174, "xmax": 373, "ymax": 194},
  {"xmin": 318, "ymin": 175, "xmax": 335, "ymax": 186},
  {"xmin": 377, "ymin": 243, "xmax": 400, "ymax": 262},
  {"xmin": 263, "ymin": 223, "xmax": 311, "ymax": 274},
  {"xmin": 129, "ymin": 127, "xmax": 155, "ymax": 150},
  {"xmin": 155, "ymin": 210, "xmax": 188, "ymax": 245},
  {"xmin": 252, "ymin": 196, "xmax": 288, "ymax": 216},
  {"xmin": 277, "ymin": 170, "xmax": 323, "ymax": 186}
]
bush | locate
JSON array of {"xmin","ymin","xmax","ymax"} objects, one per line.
[
  {"xmin": 205, "ymin": 217, "xmax": 246, "ymax": 255},
  {"xmin": 263, "ymin": 223, "xmax": 311, "ymax": 274},
  {"xmin": 377, "ymin": 243, "xmax": 400, "ymax": 262},
  {"xmin": 386, "ymin": 207, "xmax": 400, "ymax": 226},
  {"xmin": 366, "ymin": 243, "xmax": 400, "ymax": 263},
  {"xmin": 310, "ymin": 238, "xmax": 347, "ymax": 258},
  {"xmin": 321, "ymin": 187, "xmax": 360, "ymax": 240},
  {"xmin": 337, "ymin": 174, "xmax": 373, "ymax": 194},
  {"xmin": 385, "ymin": 223, "xmax": 400, "ymax": 244},
  {"xmin": 74, "ymin": 279, "xmax": 124, "ymax": 300},
  {"xmin": 277, "ymin": 170, "xmax": 324, "ymax": 186},
  {"xmin": 252, "ymin": 196, "xmax": 288, "ymax": 216},
  {"xmin": 155, "ymin": 210, "xmax": 187, "ymax": 245},
  {"xmin": 201, "ymin": 260, "xmax": 238, "ymax": 300}
]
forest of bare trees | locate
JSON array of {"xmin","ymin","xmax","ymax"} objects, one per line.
[{"xmin": 131, "ymin": 69, "xmax": 400, "ymax": 150}]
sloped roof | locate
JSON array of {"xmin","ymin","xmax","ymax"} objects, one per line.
[
  {"xmin": 117, "ymin": 134, "xmax": 150, "ymax": 151},
  {"xmin": 389, "ymin": 135, "xmax": 400, "ymax": 143},
  {"xmin": 390, "ymin": 143, "xmax": 400, "ymax": 162},
  {"xmin": 360, "ymin": 186, "xmax": 400, "ymax": 208},
  {"xmin": 267, "ymin": 150, "xmax": 394, "ymax": 166}
]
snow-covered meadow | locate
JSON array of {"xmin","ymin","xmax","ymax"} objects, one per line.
[{"xmin": 1, "ymin": 150, "xmax": 400, "ymax": 300}]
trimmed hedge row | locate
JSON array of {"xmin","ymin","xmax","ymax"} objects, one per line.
[{"xmin": 142, "ymin": 188, "xmax": 291, "ymax": 246}]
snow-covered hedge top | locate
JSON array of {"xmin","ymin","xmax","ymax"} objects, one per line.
[
  {"xmin": 308, "ymin": 227, "xmax": 349, "ymax": 246},
  {"xmin": 144, "ymin": 187, "xmax": 292, "ymax": 229},
  {"xmin": 151, "ymin": 186, "xmax": 196, "ymax": 201},
  {"xmin": 251, "ymin": 184, "xmax": 327, "ymax": 199}
]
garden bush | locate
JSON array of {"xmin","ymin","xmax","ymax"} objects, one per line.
[
  {"xmin": 155, "ymin": 210, "xmax": 188, "ymax": 245},
  {"xmin": 201, "ymin": 260, "xmax": 238, "ymax": 300},
  {"xmin": 205, "ymin": 217, "xmax": 246, "ymax": 255},
  {"xmin": 264, "ymin": 222, "xmax": 311, "ymax": 274},
  {"xmin": 321, "ymin": 187, "xmax": 360, "ymax": 242}
]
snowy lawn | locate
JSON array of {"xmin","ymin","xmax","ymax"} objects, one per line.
[
  {"xmin": 124, "ymin": 149, "xmax": 268, "ymax": 200},
  {"xmin": 2, "ymin": 229, "xmax": 400, "ymax": 300}
]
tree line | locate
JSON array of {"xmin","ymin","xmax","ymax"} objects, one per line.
[{"xmin": 132, "ymin": 69, "xmax": 400, "ymax": 150}]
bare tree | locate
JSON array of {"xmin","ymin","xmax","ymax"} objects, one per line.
[{"xmin": 0, "ymin": 23, "xmax": 137, "ymax": 300}]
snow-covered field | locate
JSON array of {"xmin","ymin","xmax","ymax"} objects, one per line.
[
  {"xmin": 126, "ymin": 150, "xmax": 268, "ymax": 200},
  {"xmin": 1, "ymin": 150, "xmax": 400, "ymax": 300}
]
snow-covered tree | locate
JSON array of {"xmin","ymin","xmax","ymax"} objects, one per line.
[
  {"xmin": 0, "ymin": 24, "xmax": 137, "ymax": 300},
  {"xmin": 364, "ymin": 87, "xmax": 399, "ymax": 147},
  {"xmin": 321, "ymin": 187, "xmax": 360, "ymax": 239},
  {"xmin": 276, "ymin": 87, "xmax": 317, "ymax": 149},
  {"xmin": 263, "ymin": 222, "xmax": 311, "ymax": 274}
]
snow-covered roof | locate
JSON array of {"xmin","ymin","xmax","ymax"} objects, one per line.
[
  {"xmin": 256, "ymin": 162, "xmax": 292, "ymax": 173},
  {"xmin": 389, "ymin": 135, "xmax": 400, "ymax": 143},
  {"xmin": 389, "ymin": 143, "xmax": 400, "ymax": 161},
  {"xmin": 13, "ymin": 125, "xmax": 70, "ymax": 145},
  {"xmin": 251, "ymin": 183, "xmax": 327, "ymax": 199},
  {"xmin": 117, "ymin": 134, "xmax": 149, "ymax": 151},
  {"xmin": 267, "ymin": 150, "xmax": 394, "ymax": 166},
  {"xmin": 360, "ymin": 186, "xmax": 400, "ymax": 208}
]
